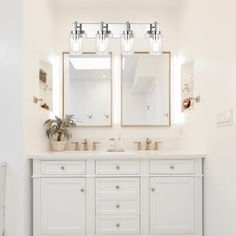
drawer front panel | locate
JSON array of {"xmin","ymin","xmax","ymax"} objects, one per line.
[
  {"xmin": 96, "ymin": 161, "xmax": 140, "ymax": 175},
  {"xmin": 97, "ymin": 199, "xmax": 139, "ymax": 215},
  {"xmin": 96, "ymin": 216, "xmax": 140, "ymax": 234},
  {"xmin": 150, "ymin": 160, "xmax": 194, "ymax": 174},
  {"xmin": 41, "ymin": 161, "xmax": 85, "ymax": 175},
  {"xmin": 96, "ymin": 178, "xmax": 140, "ymax": 200}
]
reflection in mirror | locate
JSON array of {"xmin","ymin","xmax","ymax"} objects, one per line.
[
  {"xmin": 122, "ymin": 52, "xmax": 170, "ymax": 126},
  {"xmin": 63, "ymin": 53, "xmax": 112, "ymax": 126}
]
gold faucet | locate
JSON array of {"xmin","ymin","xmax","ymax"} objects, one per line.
[
  {"xmin": 145, "ymin": 138, "xmax": 152, "ymax": 150},
  {"xmin": 154, "ymin": 141, "xmax": 162, "ymax": 150},
  {"xmin": 82, "ymin": 139, "xmax": 88, "ymax": 151}
]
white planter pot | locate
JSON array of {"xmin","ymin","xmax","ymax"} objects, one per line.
[{"xmin": 51, "ymin": 141, "xmax": 66, "ymax": 152}]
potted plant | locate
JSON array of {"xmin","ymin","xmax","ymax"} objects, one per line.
[
  {"xmin": 44, "ymin": 115, "xmax": 77, "ymax": 151},
  {"xmin": 39, "ymin": 69, "xmax": 47, "ymax": 84}
]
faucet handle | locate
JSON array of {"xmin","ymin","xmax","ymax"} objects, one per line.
[
  {"xmin": 82, "ymin": 139, "xmax": 87, "ymax": 144},
  {"xmin": 82, "ymin": 139, "xmax": 88, "ymax": 151},
  {"xmin": 154, "ymin": 141, "xmax": 162, "ymax": 150},
  {"xmin": 134, "ymin": 142, "xmax": 142, "ymax": 150},
  {"xmin": 92, "ymin": 142, "xmax": 100, "ymax": 151},
  {"xmin": 145, "ymin": 138, "xmax": 152, "ymax": 150},
  {"xmin": 146, "ymin": 138, "xmax": 152, "ymax": 144},
  {"xmin": 72, "ymin": 141, "xmax": 80, "ymax": 151}
]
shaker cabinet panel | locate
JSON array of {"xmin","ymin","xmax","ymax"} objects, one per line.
[
  {"xmin": 150, "ymin": 160, "xmax": 194, "ymax": 174},
  {"xmin": 150, "ymin": 177, "xmax": 195, "ymax": 234},
  {"xmin": 96, "ymin": 178, "xmax": 140, "ymax": 200},
  {"xmin": 41, "ymin": 161, "xmax": 85, "ymax": 175},
  {"xmin": 96, "ymin": 161, "xmax": 140, "ymax": 175},
  {"xmin": 96, "ymin": 215, "xmax": 140, "ymax": 234},
  {"xmin": 40, "ymin": 178, "xmax": 86, "ymax": 235}
]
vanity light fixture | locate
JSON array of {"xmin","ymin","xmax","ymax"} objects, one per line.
[
  {"xmin": 69, "ymin": 22, "xmax": 86, "ymax": 54},
  {"xmin": 96, "ymin": 22, "xmax": 112, "ymax": 55},
  {"xmin": 121, "ymin": 22, "xmax": 134, "ymax": 55},
  {"xmin": 69, "ymin": 21, "xmax": 163, "ymax": 55},
  {"xmin": 146, "ymin": 21, "xmax": 162, "ymax": 55}
]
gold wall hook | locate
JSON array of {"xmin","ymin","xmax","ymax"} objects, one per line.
[
  {"xmin": 33, "ymin": 96, "xmax": 43, "ymax": 104},
  {"xmin": 183, "ymin": 96, "xmax": 201, "ymax": 110}
]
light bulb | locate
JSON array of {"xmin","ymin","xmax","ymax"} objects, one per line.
[
  {"xmin": 96, "ymin": 36, "xmax": 110, "ymax": 55},
  {"xmin": 121, "ymin": 38, "xmax": 134, "ymax": 55},
  {"xmin": 69, "ymin": 22, "xmax": 86, "ymax": 55},
  {"xmin": 70, "ymin": 36, "xmax": 83, "ymax": 55},
  {"xmin": 121, "ymin": 21, "xmax": 134, "ymax": 55},
  {"xmin": 146, "ymin": 22, "xmax": 163, "ymax": 55},
  {"xmin": 149, "ymin": 36, "xmax": 162, "ymax": 55}
]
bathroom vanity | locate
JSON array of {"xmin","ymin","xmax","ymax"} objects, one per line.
[{"xmin": 30, "ymin": 152, "xmax": 204, "ymax": 236}]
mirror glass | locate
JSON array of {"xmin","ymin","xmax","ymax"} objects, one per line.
[
  {"xmin": 122, "ymin": 52, "xmax": 170, "ymax": 126},
  {"xmin": 63, "ymin": 53, "xmax": 112, "ymax": 126}
]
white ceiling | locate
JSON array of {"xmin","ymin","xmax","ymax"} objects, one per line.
[{"xmin": 49, "ymin": 0, "xmax": 183, "ymax": 9}]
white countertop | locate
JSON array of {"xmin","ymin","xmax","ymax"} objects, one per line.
[{"xmin": 28, "ymin": 150, "xmax": 205, "ymax": 160}]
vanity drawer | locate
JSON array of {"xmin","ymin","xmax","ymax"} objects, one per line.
[
  {"xmin": 96, "ymin": 199, "xmax": 139, "ymax": 215},
  {"xmin": 150, "ymin": 160, "xmax": 194, "ymax": 174},
  {"xmin": 96, "ymin": 161, "xmax": 140, "ymax": 175},
  {"xmin": 96, "ymin": 178, "xmax": 139, "ymax": 200},
  {"xmin": 96, "ymin": 215, "xmax": 140, "ymax": 234},
  {"xmin": 41, "ymin": 161, "xmax": 85, "ymax": 175}
]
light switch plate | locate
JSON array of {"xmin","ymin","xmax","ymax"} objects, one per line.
[{"xmin": 216, "ymin": 108, "xmax": 233, "ymax": 127}]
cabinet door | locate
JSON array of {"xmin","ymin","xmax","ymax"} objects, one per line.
[
  {"xmin": 150, "ymin": 177, "xmax": 195, "ymax": 234},
  {"xmin": 40, "ymin": 178, "xmax": 86, "ymax": 235}
]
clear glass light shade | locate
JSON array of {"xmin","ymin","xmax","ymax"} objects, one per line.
[
  {"xmin": 96, "ymin": 36, "xmax": 110, "ymax": 55},
  {"xmin": 121, "ymin": 37, "xmax": 134, "ymax": 55},
  {"xmin": 149, "ymin": 36, "xmax": 162, "ymax": 55},
  {"xmin": 70, "ymin": 35, "xmax": 83, "ymax": 55}
]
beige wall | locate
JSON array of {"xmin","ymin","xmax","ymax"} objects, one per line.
[{"xmin": 179, "ymin": 0, "xmax": 236, "ymax": 235}]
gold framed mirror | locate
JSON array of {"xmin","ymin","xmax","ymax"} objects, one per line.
[
  {"xmin": 63, "ymin": 52, "xmax": 112, "ymax": 127},
  {"xmin": 121, "ymin": 52, "xmax": 171, "ymax": 127}
]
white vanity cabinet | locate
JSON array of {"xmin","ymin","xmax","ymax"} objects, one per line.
[
  {"xmin": 32, "ymin": 154, "xmax": 204, "ymax": 236},
  {"xmin": 150, "ymin": 177, "xmax": 195, "ymax": 234},
  {"xmin": 40, "ymin": 178, "xmax": 86, "ymax": 235}
]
